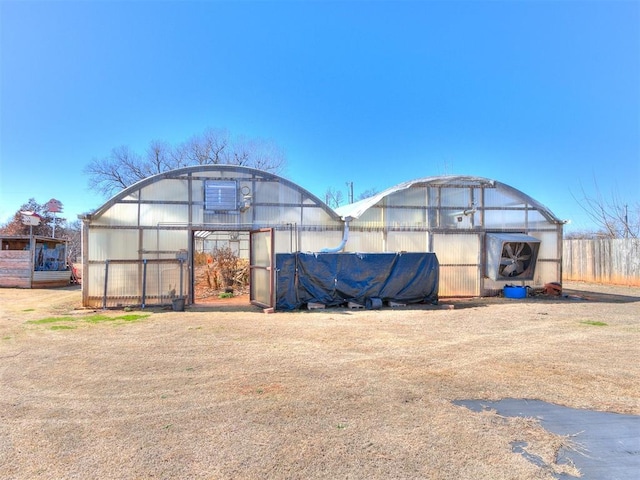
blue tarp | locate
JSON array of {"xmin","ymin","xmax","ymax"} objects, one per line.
[{"xmin": 275, "ymin": 252, "xmax": 439, "ymax": 310}]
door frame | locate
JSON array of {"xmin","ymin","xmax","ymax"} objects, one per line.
[{"xmin": 249, "ymin": 228, "xmax": 275, "ymax": 309}]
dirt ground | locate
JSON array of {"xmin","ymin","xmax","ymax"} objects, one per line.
[{"xmin": 0, "ymin": 282, "xmax": 638, "ymax": 479}]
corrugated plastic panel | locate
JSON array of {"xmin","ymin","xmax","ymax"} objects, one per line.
[
  {"xmin": 352, "ymin": 206, "xmax": 382, "ymax": 228},
  {"xmin": 483, "ymin": 187, "xmax": 525, "ymax": 207},
  {"xmin": 534, "ymin": 260, "xmax": 561, "ymax": 284},
  {"xmin": 484, "ymin": 209, "xmax": 527, "ymax": 229},
  {"xmin": 154, "ymin": 230, "xmax": 189, "ymax": 253},
  {"xmin": 439, "ymin": 266, "xmax": 479, "ymax": 296},
  {"xmin": 254, "ymin": 206, "xmax": 302, "ymax": 225},
  {"xmin": 139, "ymin": 204, "xmax": 189, "ymax": 226},
  {"xmin": 88, "ymin": 229, "xmax": 139, "ymax": 260},
  {"xmin": 191, "ymin": 180, "xmax": 205, "ymax": 202},
  {"xmin": 439, "ymin": 210, "xmax": 474, "ymax": 229},
  {"xmin": 254, "ymin": 180, "xmax": 282, "ymax": 201},
  {"xmin": 439, "ymin": 187, "xmax": 472, "ymax": 207},
  {"xmin": 92, "ymin": 203, "xmax": 139, "ymax": 226},
  {"xmin": 143, "ymin": 262, "xmax": 187, "ymax": 302},
  {"xmin": 344, "ymin": 230, "xmax": 384, "ymax": 252},
  {"xmin": 85, "ymin": 263, "xmax": 106, "ymax": 302},
  {"xmin": 385, "ymin": 208, "xmax": 426, "ymax": 228},
  {"xmin": 531, "ymin": 231, "xmax": 560, "ymax": 260},
  {"xmin": 301, "ymin": 206, "xmax": 335, "ymax": 226},
  {"xmin": 141, "ymin": 178, "xmax": 189, "ymax": 201},
  {"xmin": 525, "ymin": 210, "xmax": 554, "ymax": 229},
  {"xmin": 387, "ymin": 187, "xmax": 426, "ymax": 207},
  {"xmin": 299, "ymin": 230, "xmax": 343, "ymax": 252},
  {"xmin": 432, "ymin": 233, "xmax": 480, "ymax": 264},
  {"xmin": 386, "ymin": 231, "xmax": 428, "ymax": 252},
  {"xmin": 274, "ymin": 229, "xmax": 296, "ymax": 253}
]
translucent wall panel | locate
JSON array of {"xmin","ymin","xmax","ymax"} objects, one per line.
[
  {"xmin": 144, "ymin": 263, "xmax": 187, "ymax": 301},
  {"xmin": 274, "ymin": 229, "xmax": 297, "ymax": 254},
  {"xmin": 192, "ymin": 180, "xmax": 205, "ymax": 202},
  {"xmin": 154, "ymin": 229, "xmax": 189, "ymax": 254},
  {"xmin": 139, "ymin": 204, "xmax": 189, "ymax": 226},
  {"xmin": 387, "ymin": 187, "xmax": 427, "ymax": 207},
  {"xmin": 254, "ymin": 206, "xmax": 301, "ymax": 225},
  {"xmin": 440, "ymin": 210, "xmax": 474, "ymax": 229},
  {"xmin": 301, "ymin": 206, "xmax": 334, "ymax": 226},
  {"xmin": 385, "ymin": 208, "xmax": 426, "ymax": 228},
  {"xmin": 344, "ymin": 231, "xmax": 384, "ymax": 252},
  {"xmin": 439, "ymin": 266, "xmax": 479, "ymax": 296},
  {"xmin": 251, "ymin": 268, "xmax": 271, "ymax": 306},
  {"xmin": 104, "ymin": 263, "xmax": 142, "ymax": 300},
  {"xmin": 524, "ymin": 210, "xmax": 555, "ymax": 229},
  {"xmin": 534, "ymin": 260, "xmax": 561, "ymax": 284},
  {"xmin": 484, "ymin": 188, "xmax": 526, "ymax": 208},
  {"xmin": 140, "ymin": 179, "xmax": 189, "ymax": 201},
  {"xmin": 299, "ymin": 230, "xmax": 343, "ymax": 253},
  {"xmin": 484, "ymin": 209, "xmax": 527, "ymax": 229},
  {"xmin": 86, "ymin": 263, "xmax": 108, "ymax": 300},
  {"xmin": 92, "ymin": 203, "xmax": 139, "ymax": 227},
  {"xmin": 353, "ymin": 206, "xmax": 382, "ymax": 228},
  {"xmin": 88, "ymin": 229, "xmax": 139, "ymax": 260},
  {"xmin": 439, "ymin": 187, "xmax": 472, "ymax": 208},
  {"xmin": 432, "ymin": 234, "xmax": 480, "ymax": 264},
  {"xmin": 202, "ymin": 210, "xmax": 246, "ymax": 226},
  {"xmin": 386, "ymin": 231, "xmax": 429, "ymax": 252},
  {"xmin": 530, "ymin": 231, "xmax": 560, "ymax": 260},
  {"xmin": 254, "ymin": 181, "xmax": 283, "ymax": 201}
]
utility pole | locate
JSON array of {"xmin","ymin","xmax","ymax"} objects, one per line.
[
  {"xmin": 346, "ymin": 181, "xmax": 354, "ymax": 204},
  {"xmin": 624, "ymin": 204, "xmax": 629, "ymax": 239}
]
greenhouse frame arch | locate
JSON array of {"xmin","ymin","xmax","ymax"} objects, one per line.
[{"xmin": 81, "ymin": 167, "xmax": 564, "ymax": 308}]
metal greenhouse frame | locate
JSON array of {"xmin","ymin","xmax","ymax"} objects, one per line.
[
  {"xmin": 81, "ymin": 168, "xmax": 564, "ymax": 308},
  {"xmin": 335, "ymin": 175, "xmax": 565, "ymax": 296},
  {"xmin": 80, "ymin": 166, "xmax": 344, "ymax": 309}
]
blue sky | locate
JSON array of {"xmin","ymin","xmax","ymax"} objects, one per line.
[{"xmin": 1, "ymin": 0, "xmax": 638, "ymax": 233}]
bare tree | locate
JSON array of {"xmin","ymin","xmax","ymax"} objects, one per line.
[
  {"xmin": 324, "ymin": 187, "xmax": 344, "ymax": 209},
  {"xmin": 356, "ymin": 188, "xmax": 379, "ymax": 201},
  {"xmin": 572, "ymin": 180, "xmax": 639, "ymax": 238},
  {"xmin": 84, "ymin": 128, "xmax": 287, "ymax": 198},
  {"xmin": 85, "ymin": 146, "xmax": 144, "ymax": 197}
]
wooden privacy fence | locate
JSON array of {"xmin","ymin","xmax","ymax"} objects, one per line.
[{"xmin": 563, "ymin": 238, "xmax": 640, "ymax": 286}]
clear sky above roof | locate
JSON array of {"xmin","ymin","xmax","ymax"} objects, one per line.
[{"xmin": 1, "ymin": 0, "xmax": 638, "ymax": 234}]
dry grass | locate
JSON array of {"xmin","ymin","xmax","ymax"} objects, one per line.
[{"xmin": 0, "ymin": 282, "xmax": 638, "ymax": 479}]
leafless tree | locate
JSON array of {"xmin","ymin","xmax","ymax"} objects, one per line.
[
  {"xmin": 356, "ymin": 188, "xmax": 379, "ymax": 201},
  {"xmin": 324, "ymin": 187, "xmax": 344, "ymax": 208},
  {"xmin": 84, "ymin": 128, "xmax": 287, "ymax": 198},
  {"xmin": 572, "ymin": 180, "xmax": 639, "ymax": 238}
]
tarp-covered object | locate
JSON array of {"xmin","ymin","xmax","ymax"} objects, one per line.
[{"xmin": 276, "ymin": 252, "xmax": 439, "ymax": 310}]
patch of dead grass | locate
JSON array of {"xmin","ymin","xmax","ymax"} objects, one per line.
[{"xmin": 0, "ymin": 282, "xmax": 638, "ymax": 479}]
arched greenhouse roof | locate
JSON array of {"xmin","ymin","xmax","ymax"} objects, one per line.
[
  {"xmin": 335, "ymin": 175, "xmax": 564, "ymax": 224},
  {"xmin": 83, "ymin": 164, "xmax": 341, "ymax": 221}
]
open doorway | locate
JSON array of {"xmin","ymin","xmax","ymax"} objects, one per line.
[{"xmin": 192, "ymin": 230, "xmax": 251, "ymax": 306}]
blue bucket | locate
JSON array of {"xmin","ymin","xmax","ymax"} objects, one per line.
[{"xmin": 504, "ymin": 285, "xmax": 527, "ymax": 299}]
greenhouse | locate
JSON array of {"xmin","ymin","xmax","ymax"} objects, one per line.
[{"xmin": 80, "ymin": 166, "xmax": 564, "ymax": 309}]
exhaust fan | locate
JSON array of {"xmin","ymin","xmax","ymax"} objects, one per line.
[{"xmin": 486, "ymin": 233, "xmax": 540, "ymax": 281}]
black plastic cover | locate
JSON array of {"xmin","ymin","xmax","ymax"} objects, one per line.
[{"xmin": 275, "ymin": 252, "xmax": 439, "ymax": 310}]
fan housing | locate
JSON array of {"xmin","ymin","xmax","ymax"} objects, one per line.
[{"xmin": 486, "ymin": 233, "xmax": 540, "ymax": 281}]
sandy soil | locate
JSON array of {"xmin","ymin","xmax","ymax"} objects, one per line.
[{"xmin": 0, "ymin": 282, "xmax": 638, "ymax": 479}]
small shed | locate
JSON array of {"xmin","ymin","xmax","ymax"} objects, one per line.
[{"xmin": 0, "ymin": 235, "xmax": 70, "ymax": 288}]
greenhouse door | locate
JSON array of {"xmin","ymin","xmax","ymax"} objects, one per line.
[{"xmin": 249, "ymin": 229, "xmax": 274, "ymax": 309}]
